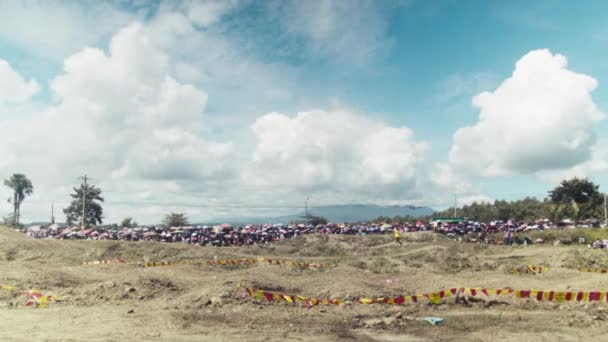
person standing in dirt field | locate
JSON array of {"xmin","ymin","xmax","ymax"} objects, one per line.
[{"xmin": 394, "ymin": 228, "xmax": 402, "ymax": 246}]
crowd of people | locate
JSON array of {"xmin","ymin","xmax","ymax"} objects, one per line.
[
  {"xmin": 433, "ymin": 220, "xmax": 550, "ymax": 245},
  {"xmin": 25, "ymin": 222, "xmax": 432, "ymax": 247},
  {"xmin": 432, "ymin": 219, "xmax": 608, "ymax": 248},
  {"xmin": 23, "ymin": 218, "xmax": 608, "ymax": 248}
]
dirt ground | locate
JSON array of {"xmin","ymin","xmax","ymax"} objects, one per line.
[{"xmin": 2, "ymin": 226, "xmax": 608, "ymax": 342}]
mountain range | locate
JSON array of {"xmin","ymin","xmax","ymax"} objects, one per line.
[
  {"xmin": 24, "ymin": 204, "xmax": 435, "ymax": 227},
  {"xmin": 208, "ymin": 204, "xmax": 434, "ymax": 225}
]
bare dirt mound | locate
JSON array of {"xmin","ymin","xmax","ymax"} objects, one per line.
[
  {"xmin": 0, "ymin": 226, "xmax": 30, "ymax": 242},
  {"xmin": 2, "ymin": 230, "xmax": 608, "ymax": 341},
  {"xmin": 0, "ymin": 225, "xmax": 56, "ymax": 261}
]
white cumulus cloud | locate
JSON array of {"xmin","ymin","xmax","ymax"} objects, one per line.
[
  {"xmin": 245, "ymin": 109, "xmax": 431, "ymax": 198},
  {"xmin": 38, "ymin": 21, "xmax": 232, "ymax": 181},
  {"xmin": 450, "ymin": 49, "xmax": 605, "ymax": 176},
  {"xmin": 536, "ymin": 139, "xmax": 608, "ymax": 183},
  {"xmin": 0, "ymin": 4, "xmax": 495, "ymax": 224},
  {"xmin": 0, "ymin": 59, "xmax": 39, "ymax": 103},
  {"xmin": 0, "ymin": 1, "xmax": 136, "ymax": 60},
  {"xmin": 0, "ymin": 20, "xmax": 233, "ymax": 223}
]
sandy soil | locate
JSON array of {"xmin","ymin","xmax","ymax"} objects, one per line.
[{"xmin": 2, "ymin": 226, "xmax": 608, "ymax": 341}]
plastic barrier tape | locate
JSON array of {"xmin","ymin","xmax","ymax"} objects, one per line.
[
  {"xmin": 578, "ymin": 268, "xmax": 608, "ymax": 274},
  {"xmin": 137, "ymin": 257, "xmax": 333, "ymax": 269},
  {"xmin": 510, "ymin": 265, "xmax": 548, "ymax": 274},
  {"xmin": 1, "ymin": 286, "xmax": 58, "ymax": 308},
  {"xmin": 81, "ymin": 258, "xmax": 128, "ymax": 266},
  {"xmin": 243, "ymin": 285, "xmax": 608, "ymax": 308},
  {"xmin": 243, "ymin": 286, "xmax": 459, "ymax": 308}
]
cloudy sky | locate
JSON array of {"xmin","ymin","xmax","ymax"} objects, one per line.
[{"xmin": 1, "ymin": 0, "xmax": 607, "ymax": 224}]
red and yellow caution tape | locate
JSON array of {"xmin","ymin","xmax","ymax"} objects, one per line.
[
  {"xmin": 578, "ymin": 268, "xmax": 608, "ymax": 274},
  {"xmin": 81, "ymin": 258, "xmax": 128, "ymax": 266},
  {"xmin": 243, "ymin": 285, "xmax": 608, "ymax": 308},
  {"xmin": 243, "ymin": 286, "xmax": 459, "ymax": 308},
  {"xmin": 510, "ymin": 265, "xmax": 548, "ymax": 274},
  {"xmin": 138, "ymin": 257, "xmax": 333, "ymax": 269},
  {"xmin": 1, "ymin": 285, "xmax": 58, "ymax": 308},
  {"xmin": 509, "ymin": 266, "xmax": 608, "ymax": 275},
  {"xmin": 23, "ymin": 289, "xmax": 57, "ymax": 308},
  {"xmin": 138, "ymin": 258, "xmax": 257, "ymax": 268},
  {"xmin": 245, "ymin": 287, "xmax": 344, "ymax": 308}
]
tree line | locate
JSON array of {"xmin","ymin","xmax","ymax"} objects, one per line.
[
  {"xmin": 375, "ymin": 178, "xmax": 606, "ymax": 224},
  {"xmin": 3, "ymin": 174, "xmax": 606, "ymax": 228},
  {"xmin": 2, "ymin": 173, "xmax": 194, "ymax": 229},
  {"xmin": 3, "ymin": 173, "xmax": 106, "ymax": 228}
]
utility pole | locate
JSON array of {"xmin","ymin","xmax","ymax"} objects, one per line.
[
  {"xmin": 81, "ymin": 175, "xmax": 87, "ymax": 229},
  {"xmin": 453, "ymin": 195, "xmax": 457, "ymax": 218},
  {"xmin": 51, "ymin": 203, "xmax": 55, "ymax": 225}
]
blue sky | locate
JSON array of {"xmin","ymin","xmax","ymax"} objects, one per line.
[{"xmin": 0, "ymin": 0, "xmax": 607, "ymax": 223}]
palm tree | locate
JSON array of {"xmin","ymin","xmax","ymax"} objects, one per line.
[{"xmin": 4, "ymin": 174, "xmax": 34, "ymax": 226}]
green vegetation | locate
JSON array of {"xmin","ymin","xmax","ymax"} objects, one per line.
[
  {"xmin": 549, "ymin": 177, "xmax": 604, "ymax": 222},
  {"xmin": 63, "ymin": 182, "xmax": 104, "ymax": 227},
  {"xmin": 292, "ymin": 214, "xmax": 328, "ymax": 226},
  {"xmin": 120, "ymin": 217, "xmax": 138, "ymax": 228},
  {"xmin": 162, "ymin": 213, "xmax": 190, "ymax": 227},
  {"xmin": 435, "ymin": 178, "xmax": 605, "ymax": 222},
  {"xmin": 3, "ymin": 173, "xmax": 34, "ymax": 226},
  {"xmin": 375, "ymin": 178, "xmax": 606, "ymax": 223},
  {"xmin": 432, "ymin": 197, "xmax": 554, "ymax": 222},
  {"xmin": 372, "ymin": 215, "xmax": 421, "ymax": 224}
]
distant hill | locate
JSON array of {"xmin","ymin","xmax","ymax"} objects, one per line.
[
  {"xmin": 25, "ymin": 222, "xmax": 51, "ymax": 227},
  {"xmin": 208, "ymin": 204, "xmax": 434, "ymax": 225},
  {"xmin": 304, "ymin": 204, "xmax": 434, "ymax": 223},
  {"xmin": 23, "ymin": 205, "xmax": 434, "ymax": 227}
]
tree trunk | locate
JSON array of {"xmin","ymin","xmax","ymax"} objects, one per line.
[
  {"xmin": 16, "ymin": 200, "xmax": 20, "ymax": 226},
  {"xmin": 13, "ymin": 192, "xmax": 18, "ymax": 225}
]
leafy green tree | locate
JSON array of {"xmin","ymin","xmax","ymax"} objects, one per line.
[
  {"xmin": 120, "ymin": 217, "xmax": 137, "ymax": 228},
  {"xmin": 571, "ymin": 200, "xmax": 580, "ymax": 223},
  {"xmin": 63, "ymin": 183, "xmax": 104, "ymax": 227},
  {"xmin": 548, "ymin": 203, "xmax": 564, "ymax": 223},
  {"xmin": 432, "ymin": 198, "xmax": 530, "ymax": 222},
  {"xmin": 549, "ymin": 178, "xmax": 602, "ymax": 220},
  {"xmin": 162, "ymin": 213, "xmax": 189, "ymax": 227},
  {"xmin": 549, "ymin": 178, "xmax": 600, "ymax": 203},
  {"xmin": 295, "ymin": 214, "xmax": 328, "ymax": 226},
  {"xmin": 3, "ymin": 173, "xmax": 34, "ymax": 226}
]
